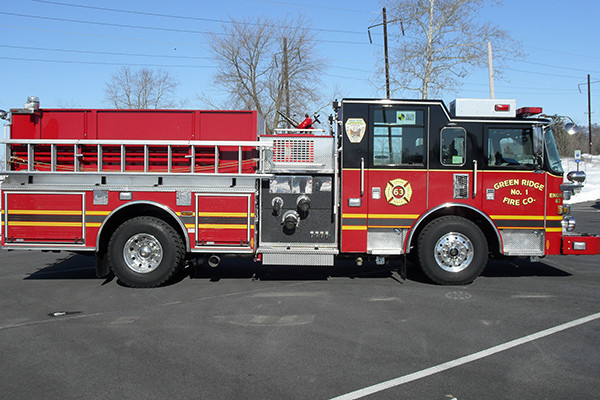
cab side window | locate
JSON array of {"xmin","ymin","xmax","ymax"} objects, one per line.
[
  {"xmin": 487, "ymin": 127, "xmax": 535, "ymax": 168},
  {"xmin": 441, "ymin": 127, "xmax": 466, "ymax": 166},
  {"xmin": 372, "ymin": 108, "xmax": 425, "ymax": 166}
]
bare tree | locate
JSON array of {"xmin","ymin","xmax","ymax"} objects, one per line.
[
  {"xmin": 105, "ymin": 66, "xmax": 181, "ymax": 109},
  {"xmin": 205, "ymin": 16, "xmax": 325, "ymax": 132},
  {"xmin": 385, "ymin": 0, "xmax": 522, "ymax": 99}
]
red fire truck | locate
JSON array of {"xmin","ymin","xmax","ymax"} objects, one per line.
[{"xmin": 1, "ymin": 96, "xmax": 598, "ymax": 287}]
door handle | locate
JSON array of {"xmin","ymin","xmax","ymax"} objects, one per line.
[
  {"xmin": 360, "ymin": 157, "xmax": 365, "ymax": 196},
  {"xmin": 473, "ymin": 160, "xmax": 478, "ymax": 198}
]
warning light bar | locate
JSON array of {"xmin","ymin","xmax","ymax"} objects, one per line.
[{"xmin": 516, "ymin": 107, "xmax": 543, "ymax": 117}]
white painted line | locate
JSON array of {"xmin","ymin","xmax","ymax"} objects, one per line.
[
  {"xmin": 511, "ymin": 294, "xmax": 555, "ymax": 299},
  {"xmin": 330, "ymin": 311, "xmax": 600, "ymax": 400}
]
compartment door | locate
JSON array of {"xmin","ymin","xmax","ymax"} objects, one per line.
[
  {"xmin": 3, "ymin": 192, "xmax": 85, "ymax": 245},
  {"xmin": 195, "ymin": 194, "xmax": 253, "ymax": 249}
]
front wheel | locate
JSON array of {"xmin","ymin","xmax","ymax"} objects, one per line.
[
  {"xmin": 417, "ymin": 216, "xmax": 488, "ymax": 285},
  {"xmin": 107, "ymin": 216, "xmax": 186, "ymax": 288}
]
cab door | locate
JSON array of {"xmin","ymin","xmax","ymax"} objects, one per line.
[
  {"xmin": 427, "ymin": 122, "xmax": 484, "ymax": 211},
  {"xmin": 479, "ymin": 125, "xmax": 547, "ymax": 256},
  {"xmin": 365, "ymin": 105, "xmax": 429, "ymax": 254}
]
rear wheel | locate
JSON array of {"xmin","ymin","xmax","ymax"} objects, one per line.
[
  {"xmin": 417, "ymin": 216, "xmax": 488, "ymax": 285},
  {"xmin": 108, "ymin": 216, "xmax": 185, "ymax": 288}
]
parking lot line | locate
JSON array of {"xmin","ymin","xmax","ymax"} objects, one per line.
[{"xmin": 330, "ymin": 311, "xmax": 600, "ymax": 400}]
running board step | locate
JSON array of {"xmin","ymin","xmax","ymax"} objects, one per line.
[{"xmin": 259, "ymin": 248, "xmax": 337, "ymax": 266}]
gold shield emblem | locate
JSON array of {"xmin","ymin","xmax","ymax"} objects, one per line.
[
  {"xmin": 345, "ymin": 118, "xmax": 366, "ymax": 144},
  {"xmin": 385, "ymin": 178, "xmax": 413, "ymax": 206}
]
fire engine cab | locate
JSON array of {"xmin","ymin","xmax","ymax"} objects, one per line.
[{"xmin": 1, "ymin": 97, "xmax": 598, "ymax": 287}]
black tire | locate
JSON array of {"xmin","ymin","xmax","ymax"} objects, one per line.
[
  {"xmin": 417, "ymin": 216, "xmax": 488, "ymax": 285},
  {"xmin": 107, "ymin": 216, "xmax": 186, "ymax": 288}
]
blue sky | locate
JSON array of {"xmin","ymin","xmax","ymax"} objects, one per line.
[{"xmin": 0, "ymin": 0, "xmax": 598, "ymax": 129}]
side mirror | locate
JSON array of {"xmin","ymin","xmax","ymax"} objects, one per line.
[{"xmin": 564, "ymin": 122, "xmax": 579, "ymax": 135}]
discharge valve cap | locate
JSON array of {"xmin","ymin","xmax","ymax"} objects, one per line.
[
  {"xmin": 296, "ymin": 195, "xmax": 311, "ymax": 213},
  {"xmin": 282, "ymin": 210, "xmax": 300, "ymax": 230}
]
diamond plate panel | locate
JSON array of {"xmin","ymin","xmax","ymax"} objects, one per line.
[
  {"xmin": 501, "ymin": 229, "xmax": 544, "ymax": 256},
  {"xmin": 367, "ymin": 230, "xmax": 407, "ymax": 254},
  {"xmin": 262, "ymin": 252, "xmax": 334, "ymax": 266}
]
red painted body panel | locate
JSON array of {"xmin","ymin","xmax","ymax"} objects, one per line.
[
  {"xmin": 3, "ymin": 192, "xmax": 85, "ymax": 244},
  {"xmin": 8, "ymin": 109, "xmax": 258, "ymax": 174},
  {"xmin": 544, "ymin": 173, "xmax": 565, "ymax": 255},
  {"xmin": 367, "ymin": 169, "xmax": 428, "ymax": 235},
  {"xmin": 2, "ymin": 189, "xmax": 256, "ymax": 252},
  {"xmin": 195, "ymin": 194, "xmax": 253, "ymax": 248},
  {"xmin": 340, "ymin": 169, "xmax": 367, "ymax": 252},
  {"xmin": 10, "ymin": 109, "xmax": 258, "ymax": 141},
  {"xmin": 562, "ymin": 235, "xmax": 600, "ymax": 254}
]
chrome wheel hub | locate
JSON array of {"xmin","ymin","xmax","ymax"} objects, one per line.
[
  {"xmin": 434, "ymin": 232, "xmax": 474, "ymax": 273},
  {"xmin": 123, "ymin": 233, "xmax": 163, "ymax": 273}
]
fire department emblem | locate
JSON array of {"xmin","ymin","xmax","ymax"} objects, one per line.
[
  {"xmin": 345, "ymin": 118, "xmax": 366, "ymax": 143},
  {"xmin": 385, "ymin": 178, "xmax": 412, "ymax": 206}
]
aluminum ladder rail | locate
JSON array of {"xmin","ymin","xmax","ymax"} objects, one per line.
[{"xmin": 2, "ymin": 139, "xmax": 274, "ymax": 175}]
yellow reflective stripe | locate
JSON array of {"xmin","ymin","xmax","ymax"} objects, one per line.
[
  {"xmin": 368, "ymin": 214, "xmax": 420, "ymax": 219},
  {"xmin": 8, "ymin": 221, "xmax": 82, "ymax": 227},
  {"xmin": 7, "ymin": 210, "xmax": 81, "ymax": 215},
  {"xmin": 197, "ymin": 224, "xmax": 251, "ymax": 230},
  {"xmin": 343, "ymin": 214, "xmax": 367, "ymax": 219},
  {"xmin": 86, "ymin": 211, "xmax": 111, "ymax": 216},
  {"xmin": 342, "ymin": 225, "xmax": 367, "ymax": 231},
  {"xmin": 368, "ymin": 225, "xmax": 411, "ymax": 229},
  {"xmin": 490, "ymin": 215, "xmax": 545, "ymax": 220},
  {"xmin": 499, "ymin": 226, "xmax": 542, "ymax": 230},
  {"xmin": 545, "ymin": 227, "xmax": 563, "ymax": 233},
  {"xmin": 197, "ymin": 212, "xmax": 250, "ymax": 217}
]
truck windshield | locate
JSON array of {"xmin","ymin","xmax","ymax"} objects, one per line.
[{"xmin": 544, "ymin": 127, "xmax": 564, "ymax": 175}]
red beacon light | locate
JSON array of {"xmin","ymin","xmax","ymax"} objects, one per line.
[
  {"xmin": 516, "ymin": 107, "xmax": 543, "ymax": 118},
  {"xmin": 494, "ymin": 103, "xmax": 511, "ymax": 112}
]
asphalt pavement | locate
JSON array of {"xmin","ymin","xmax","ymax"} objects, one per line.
[{"xmin": 1, "ymin": 201, "xmax": 599, "ymax": 399}]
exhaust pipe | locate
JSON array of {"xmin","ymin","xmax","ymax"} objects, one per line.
[{"xmin": 208, "ymin": 255, "xmax": 221, "ymax": 268}]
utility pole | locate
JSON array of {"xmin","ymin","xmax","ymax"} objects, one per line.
[
  {"xmin": 587, "ymin": 74, "xmax": 592, "ymax": 154},
  {"xmin": 487, "ymin": 41, "xmax": 495, "ymax": 99},
  {"xmin": 578, "ymin": 75, "xmax": 598, "ymax": 154},
  {"xmin": 368, "ymin": 8, "xmax": 403, "ymax": 99},
  {"xmin": 383, "ymin": 7, "xmax": 390, "ymax": 99},
  {"xmin": 283, "ymin": 37, "xmax": 290, "ymax": 128}
]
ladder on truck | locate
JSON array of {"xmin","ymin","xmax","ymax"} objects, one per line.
[{"xmin": 2, "ymin": 139, "xmax": 274, "ymax": 175}]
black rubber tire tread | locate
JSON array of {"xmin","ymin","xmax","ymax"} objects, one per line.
[
  {"xmin": 417, "ymin": 215, "xmax": 488, "ymax": 285},
  {"xmin": 107, "ymin": 216, "xmax": 185, "ymax": 288}
]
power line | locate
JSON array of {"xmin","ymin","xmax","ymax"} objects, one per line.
[
  {"xmin": 0, "ymin": 11, "xmax": 370, "ymax": 46},
  {"xmin": 0, "ymin": 11, "xmax": 221, "ymax": 36},
  {"xmin": 30, "ymin": 0, "xmax": 373, "ymax": 36},
  {"xmin": 0, "ymin": 44, "xmax": 212, "ymax": 60},
  {"xmin": 0, "ymin": 23, "xmax": 206, "ymax": 47},
  {"xmin": 505, "ymin": 68, "xmax": 582, "ymax": 80},
  {"xmin": 0, "ymin": 56, "xmax": 212, "ymax": 68},
  {"xmin": 522, "ymin": 45, "xmax": 600, "ymax": 61},
  {"xmin": 508, "ymin": 58, "xmax": 600, "ymax": 75},
  {"xmin": 461, "ymin": 80, "xmax": 578, "ymax": 93},
  {"xmin": 252, "ymin": 0, "xmax": 377, "ymax": 14}
]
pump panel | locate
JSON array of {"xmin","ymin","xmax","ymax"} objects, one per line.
[{"xmin": 259, "ymin": 176, "xmax": 335, "ymax": 245}]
